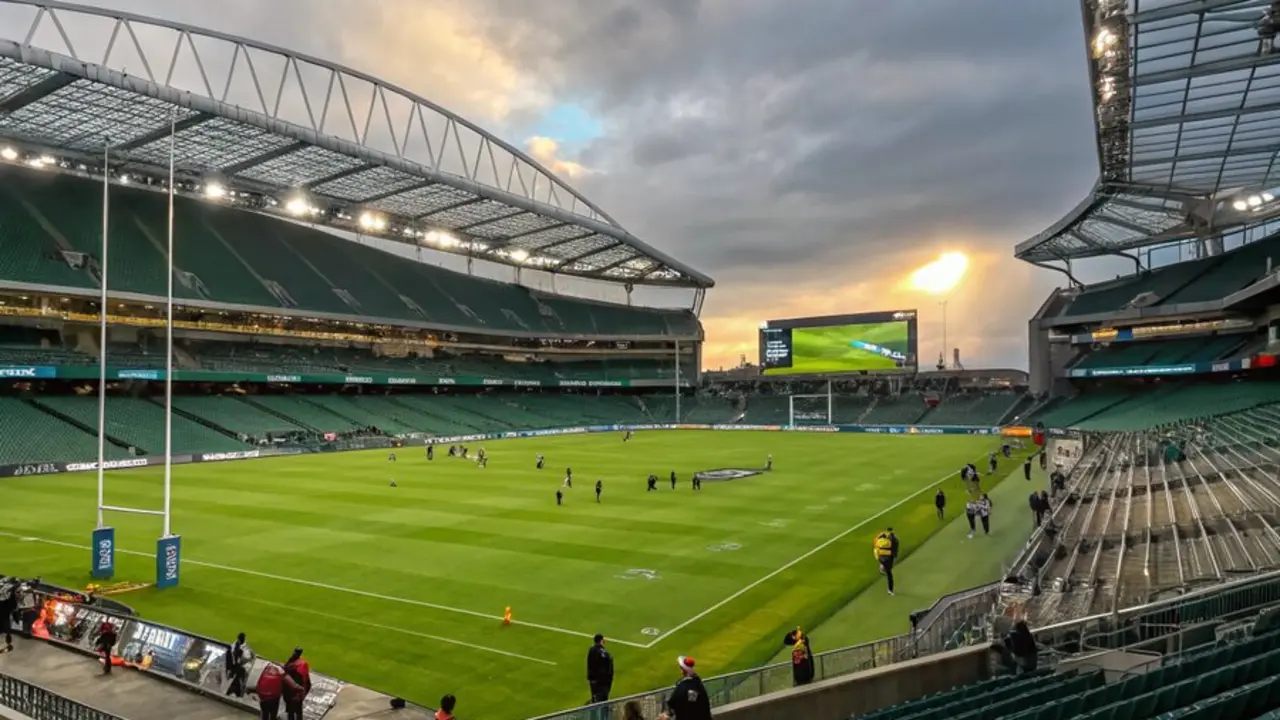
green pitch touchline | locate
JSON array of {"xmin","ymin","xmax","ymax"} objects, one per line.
[
  {"xmin": 239, "ymin": 595, "xmax": 558, "ymax": 666},
  {"xmin": 0, "ymin": 530, "xmax": 649, "ymax": 650},
  {"xmin": 643, "ymin": 469, "xmax": 956, "ymax": 647}
]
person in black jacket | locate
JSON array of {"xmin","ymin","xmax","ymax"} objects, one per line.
[
  {"xmin": 1005, "ymin": 620, "xmax": 1038, "ymax": 673},
  {"xmin": 783, "ymin": 628, "xmax": 814, "ymax": 686},
  {"xmin": 95, "ymin": 622, "xmax": 118, "ymax": 675},
  {"xmin": 0, "ymin": 577, "xmax": 17, "ymax": 653},
  {"xmin": 1023, "ymin": 456, "xmax": 1032, "ymax": 481},
  {"xmin": 226, "ymin": 632, "xmax": 252, "ymax": 697},
  {"xmin": 1029, "ymin": 492, "xmax": 1044, "ymax": 528},
  {"xmin": 661, "ymin": 657, "xmax": 711, "ymax": 720},
  {"xmin": 586, "ymin": 634, "xmax": 614, "ymax": 705},
  {"xmin": 934, "ymin": 488, "xmax": 946, "ymax": 520}
]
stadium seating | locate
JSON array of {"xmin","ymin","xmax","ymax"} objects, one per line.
[
  {"xmin": 922, "ymin": 393, "xmax": 1022, "ymax": 426},
  {"xmin": 0, "ymin": 396, "xmax": 131, "ymax": 464},
  {"xmin": 170, "ymin": 396, "xmax": 308, "ymax": 437},
  {"xmin": 1072, "ymin": 336, "xmax": 1248, "ymax": 370},
  {"xmin": 856, "ymin": 621, "xmax": 1280, "ymax": 720},
  {"xmin": 0, "ymin": 164, "xmax": 699, "ymax": 338},
  {"xmin": 1057, "ymin": 234, "xmax": 1280, "ymax": 317},
  {"xmin": 861, "ymin": 395, "xmax": 928, "ymax": 425},
  {"xmin": 32, "ymin": 395, "xmax": 248, "ymax": 456}
]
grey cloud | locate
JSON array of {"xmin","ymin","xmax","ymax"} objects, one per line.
[{"xmin": 38, "ymin": 0, "xmax": 1099, "ymax": 369}]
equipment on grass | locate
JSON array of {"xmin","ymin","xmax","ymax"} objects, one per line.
[{"xmin": 503, "ymin": 607, "xmax": 512, "ymax": 626}]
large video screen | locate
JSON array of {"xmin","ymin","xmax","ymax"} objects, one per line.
[{"xmin": 759, "ymin": 310, "xmax": 918, "ymax": 375}]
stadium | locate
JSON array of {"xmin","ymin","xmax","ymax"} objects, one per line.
[{"xmin": 4, "ymin": 1, "xmax": 1280, "ymax": 720}]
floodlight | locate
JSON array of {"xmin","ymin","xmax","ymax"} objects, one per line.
[
  {"xmin": 358, "ymin": 212, "xmax": 386, "ymax": 231},
  {"xmin": 1265, "ymin": 192, "xmax": 1276, "ymax": 203},
  {"xmin": 1249, "ymin": 195, "xmax": 1263, "ymax": 207},
  {"xmin": 510, "ymin": 249, "xmax": 530, "ymax": 263},
  {"xmin": 285, "ymin": 197, "xmax": 310, "ymax": 216},
  {"xmin": 1234, "ymin": 200, "xmax": 1249, "ymax": 211},
  {"xmin": 204, "ymin": 182, "xmax": 227, "ymax": 199},
  {"xmin": 0, "ymin": 147, "xmax": 16, "ymax": 161},
  {"xmin": 38, "ymin": 155, "xmax": 55, "ymax": 165},
  {"xmin": 119, "ymin": 174, "xmax": 131, "ymax": 184}
]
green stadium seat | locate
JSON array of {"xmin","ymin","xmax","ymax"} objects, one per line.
[{"xmin": 0, "ymin": 164, "xmax": 700, "ymax": 339}]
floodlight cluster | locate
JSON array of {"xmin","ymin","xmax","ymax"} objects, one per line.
[
  {"xmin": 1090, "ymin": 1, "xmax": 1131, "ymax": 182},
  {"xmin": 1232, "ymin": 192, "xmax": 1276, "ymax": 212},
  {"xmin": 0, "ymin": 143, "xmax": 581, "ymax": 273}
]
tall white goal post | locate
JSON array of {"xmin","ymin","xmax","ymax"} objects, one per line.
[
  {"xmin": 787, "ymin": 380, "xmax": 834, "ymax": 427},
  {"xmin": 90, "ymin": 115, "xmax": 183, "ymax": 590}
]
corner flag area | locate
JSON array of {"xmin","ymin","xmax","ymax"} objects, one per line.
[{"xmin": 0, "ymin": 430, "xmax": 1023, "ymax": 718}]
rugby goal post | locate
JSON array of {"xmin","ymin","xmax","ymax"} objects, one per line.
[{"xmin": 787, "ymin": 381, "xmax": 834, "ymax": 427}]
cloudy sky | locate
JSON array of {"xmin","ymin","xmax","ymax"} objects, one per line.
[{"xmin": 9, "ymin": 0, "xmax": 1108, "ymax": 370}]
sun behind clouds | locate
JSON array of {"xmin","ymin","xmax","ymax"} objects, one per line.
[{"xmin": 906, "ymin": 251, "xmax": 969, "ymax": 295}]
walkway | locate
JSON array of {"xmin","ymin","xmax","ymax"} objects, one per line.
[
  {"xmin": 797, "ymin": 459, "xmax": 1045, "ymax": 652},
  {"xmin": 0, "ymin": 636, "xmax": 248, "ymax": 720}
]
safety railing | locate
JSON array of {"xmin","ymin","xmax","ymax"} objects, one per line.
[
  {"xmin": 526, "ymin": 583, "xmax": 1001, "ymax": 720},
  {"xmin": 0, "ymin": 671, "xmax": 123, "ymax": 720},
  {"xmin": 1030, "ymin": 568, "xmax": 1280, "ymax": 661}
]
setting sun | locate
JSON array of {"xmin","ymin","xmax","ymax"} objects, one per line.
[{"xmin": 907, "ymin": 251, "xmax": 969, "ymax": 295}]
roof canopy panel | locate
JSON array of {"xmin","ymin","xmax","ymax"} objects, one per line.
[
  {"xmin": 1018, "ymin": 0, "xmax": 1280, "ymax": 263},
  {"xmin": 0, "ymin": 0, "xmax": 713, "ymax": 288}
]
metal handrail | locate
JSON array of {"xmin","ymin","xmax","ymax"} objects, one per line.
[
  {"xmin": 525, "ymin": 584, "xmax": 1003, "ymax": 720},
  {"xmin": 0, "ymin": 671, "xmax": 123, "ymax": 720}
]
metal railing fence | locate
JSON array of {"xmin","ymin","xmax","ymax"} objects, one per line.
[{"xmin": 0, "ymin": 672, "xmax": 123, "ymax": 720}]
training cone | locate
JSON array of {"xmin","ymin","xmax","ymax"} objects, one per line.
[{"xmin": 503, "ymin": 606, "xmax": 512, "ymax": 626}]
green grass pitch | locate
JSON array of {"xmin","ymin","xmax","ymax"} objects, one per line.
[
  {"xmin": 0, "ymin": 430, "xmax": 1017, "ymax": 718},
  {"xmin": 781, "ymin": 321, "xmax": 910, "ymax": 374}
]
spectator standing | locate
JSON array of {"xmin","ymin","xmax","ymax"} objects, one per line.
[
  {"xmin": 783, "ymin": 628, "xmax": 815, "ymax": 686},
  {"xmin": 282, "ymin": 648, "xmax": 311, "ymax": 720},
  {"xmin": 435, "ymin": 694, "xmax": 457, "ymax": 720},
  {"xmin": 94, "ymin": 622, "xmax": 118, "ymax": 675},
  {"xmin": 227, "ymin": 632, "xmax": 253, "ymax": 697},
  {"xmin": 934, "ymin": 488, "xmax": 946, "ymax": 520},
  {"xmin": 254, "ymin": 663, "xmax": 296, "ymax": 720},
  {"xmin": 0, "ymin": 577, "xmax": 17, "ymax": 652},
  {"xmin": 659, "ymin": 657, "xmax": 711, "ymax": 720},
  {"xmin": 1023, "ymin": 457, "xmax": 1032, "ymax": 481},
  {"xmin": 587, "ymin": 633, "xmax": 614, "ymax": 705},
  {"xmin": 1029, "ymin": 491, "xmax": 1044, "ymax": 528}
]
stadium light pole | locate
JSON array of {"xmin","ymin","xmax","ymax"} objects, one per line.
[
  {"xmin": 96, "ymin": 138, "xmax": 110, "ymax": 530},
  {"xmin": 939, "ymin": 299, "xmax": 948, "ymax": 370}
]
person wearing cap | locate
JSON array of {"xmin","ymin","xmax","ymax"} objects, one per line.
[
  {"xmin": 586, "ymin": 633, "xmax": 614, "ymax": 706},
  {"xmin": 282, "ymin": 647, "xmax": 311, "ymax": 720},
  {"xmin": 659, "ymin": 656, "xmax": 711, "ymax": 720}
]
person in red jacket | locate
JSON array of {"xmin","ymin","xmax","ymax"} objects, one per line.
[
  {"xmin": 282, "ymin": 648, "xmax": 311, "ymax": 720},
  {"xmin": 435, "ymin": 694, "xmax": 457, "ymax": 720},
  {"xmin": 254, "ymin": 663, "xmax": 300, "ymax": 720}
]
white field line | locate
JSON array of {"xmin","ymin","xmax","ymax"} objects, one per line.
[
  {"xmin": 642, "ymin": 470, "xmax": 956, "ymax": 648},
  {"xmin": 0, "ymin": 531, "xmax": 648, "ymax": 649},
  {"xmin": 239, "ymin": 595, "xmax": 557, "ymax": 666}
]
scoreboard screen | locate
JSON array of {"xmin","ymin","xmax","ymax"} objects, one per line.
[{"xmin": 759, "ymin": 310, "xmax": 918, "ymax": 375}]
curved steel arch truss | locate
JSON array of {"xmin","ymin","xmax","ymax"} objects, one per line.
[{"xmin": 0, "ymin": 0, "xmax": 714, "ymax": 288}]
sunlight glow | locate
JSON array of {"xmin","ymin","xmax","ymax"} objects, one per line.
[{"xmin": 907, "ymin": 251, "xmax": 969, "ymax": 295}]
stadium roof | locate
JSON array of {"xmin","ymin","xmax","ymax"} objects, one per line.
[
  {"xmin": 1017, "ymin": 0, "xmax": 1280, "ymax": 264},
  {"xmin": 0, "ymin": 0, "xmax": 714, "ymax": 289}
]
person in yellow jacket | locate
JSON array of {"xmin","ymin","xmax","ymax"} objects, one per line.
[{"xmin": 873, "ymin": 527, "xmax": 899, "ymax": 595}]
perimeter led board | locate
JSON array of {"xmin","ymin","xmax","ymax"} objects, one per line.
[{"xmin": 759, "ymin": 310, "xmax": 918, "ymax": 375}]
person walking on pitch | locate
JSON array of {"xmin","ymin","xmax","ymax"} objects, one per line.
[
  {"xmin": 874, "ymin": 528, "xmax": 898, "ymax": 595},
  {"xmin": 595, "ymin": 480, "xmax": 603, "ymax": 503}
]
